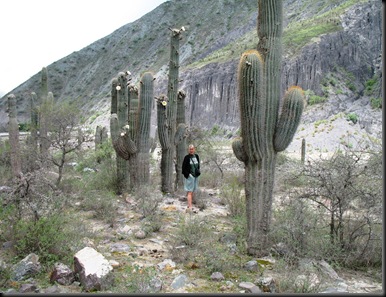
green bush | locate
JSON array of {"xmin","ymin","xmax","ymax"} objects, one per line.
[
  {"xmin": 12, "ymin": 214, "xmax": 75, "ymax": 265},
  {"xmin": 220, "ymin": 175, "xmax": 245, "ymax": 217},
  {"xmin": 308, "ymin": 94, "xmax": 328, "ymax": 105},
  {"xmin": 113, "ymin": 264, "xmax": 159, "ymax": 293},
  {"xmin": 18, "ymin": 123, "xmax": 30, "ymax": 132},
  {"xmin": 370, "ymin": 97, "xmax": 382, "ymax": 109},
  {"xmin": 79, "ymin": 190, "xmax": 117, "ymax": 226},
  {"xmin": 345, "ymin": 112, "xmax": 358, "ymax": 124}
]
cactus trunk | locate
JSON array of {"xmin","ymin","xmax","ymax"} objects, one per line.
[
  {"xmin": 175, "ymin": 90, "xmax": 187, "ymax": 191},
  {"xmin": 128, "ymin": 85, "xmax": 139, "ymax": 189},
  {"xmin": 232, "ymin": 0, "xmax": 305, "ymax": 256},
  {"xmin": 137, "ymin": 72, "xmax": 154, "ymax": 185},
  {"xmin": 158, "ymin": 28, "xmax": 184, "ymax": 194}
]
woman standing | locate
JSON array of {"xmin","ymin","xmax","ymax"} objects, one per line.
[{"xmin": 182, "ymin": 144, "xmax": 200, "ymax": 212}]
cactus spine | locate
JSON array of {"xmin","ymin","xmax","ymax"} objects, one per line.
[
  {"xmin": 7, "ymin": 94, "xmax": 22, "ymax": 178},
  {"xmin": 158, "ymin": 27, "xmax": 185, "ymax": 193},
  {"xmin": 232, "ymin": 0, "xmax": 305, "ymax": 256}
]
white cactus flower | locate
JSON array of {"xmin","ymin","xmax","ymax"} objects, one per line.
[{"xmin": 116, "ymin": 85, "xmax": 121, "ymax": 91}]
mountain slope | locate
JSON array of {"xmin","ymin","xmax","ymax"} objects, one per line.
[{"xmin": 0, "ymin": 0, "xmax": 382, "ymax": 139}]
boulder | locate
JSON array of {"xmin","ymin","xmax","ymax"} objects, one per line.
[
  {"xmin": 11, "ymin": 253, "xmax": 41, "ymax": 281},
  {"xmin": 74, "ymin": 247, "xmax": 113, "ymax": 292},
  {"xmin": 239, "ymin": 281, "xmax": 262, "ymax": 293},
  {"xmin": 50, "ymin": 262, "xmax": 75, "ymax": 285}
]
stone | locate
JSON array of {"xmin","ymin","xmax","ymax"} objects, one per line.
[
  {"xmin": 210, "ymin": 272, "xmax": 225, "ymax": 281},
  {"xmin": 256, "ymin": 276, "xmax": 276, "ymax": 293},
  {"xmin": 74, "ymin": 247, "xmax": 114, "ymax": 292},
  {"xmin": 239, "ymin": 281, "xmax": 262, "ymax": 294},
  {"xmin": 134, "ymin": 229, "xmax": 147, "ymax": 239},
  {"xmin": 171, "ymin": 274, "xmax": 188, "ymax": 290},
  {"xmin": 157, "ymin": 259, "xmax": 176, "ymax": 271},
  {"xmin": 244, "ymin": 260, "xmax": 258, "ymax": 271},
  {"xmin": 11, "ymin": 253, "xmax": 41, "ymax": 281},
  {"xmin": 315, "ymin": 260, "xmax": 343, "ymax": 281},
  {"xmin": 50, "ymin": 262, "xmax": 75, "ymax": 285},
  {"xmin": 149, "ymin": 276, "xmax": 163, "ymax": 292},
  {"xmin": 109, "ymin": 243, "xmax": 131, "ymax": 253},
  {"xmin": 19, "ymin": 283, "xmax": 38, "ymax": 293}
]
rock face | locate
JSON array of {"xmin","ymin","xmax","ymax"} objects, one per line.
[
  {"xmin": 73, "ymin": 247, "xmax": 114, "ymax": 292},
  {"xmin": 171, "ymin": 1, "xmax": 382, "ymax": 131}
]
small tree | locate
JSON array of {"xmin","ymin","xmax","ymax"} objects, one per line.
[
  {"xmin": 43, "ymin": 100, "xmax": 91, "ymax": 186},
  {"xmin": 295, "ymin": 144, "xmax": 382, "ymax": 266}
]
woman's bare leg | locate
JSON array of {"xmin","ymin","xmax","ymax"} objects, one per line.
[{"xmin": 187, "ymin": 192, "xmax": 193, "ymax": 208}]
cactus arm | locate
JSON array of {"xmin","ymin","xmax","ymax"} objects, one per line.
[
  {"xmin": 274, "ymin": 86, "xmax": 305, "ymax": 152},
  {"xmin": 156, "ymin": 95, "xmax": 170, "ymax": 149},
  {"xmin": 117, "ymin": 72, "xmax": 128, "ymax": 126},
  {"xmin": 174, "ymin": 123, "xmax": 187, "ymax": 145},
  {"xmin": 128, "ymin": 84, "xmax": 139, "ymax": 141},
  {"xmin": 232, "ymin": 137, "xmax": 248, "ymax": 163},
  {"xmin": 110, "ymin": 115, "xmax": 137, "ymax": 160},
  {"xmin": 238, "ymin": 50, "xmax": 265, "ymax": 162},
  {"xmin": 111, "ymin": 78, "xmax": 118, "ymax": 114}
]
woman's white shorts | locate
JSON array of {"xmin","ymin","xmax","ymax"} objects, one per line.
[{"xmin": 184, "ymin": 174, "xmax": 199, "ymax": 192}]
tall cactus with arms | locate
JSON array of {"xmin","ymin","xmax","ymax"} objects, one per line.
[
  {"xmin": 232, "ymin": 0, "xmax": 305, "ymax": 256},
  {"xmin": 110, "ymin": 71, "xmax": 154, "ymax": 192},
  {"xmin": 158, "ymin": 26, "xmax": 185, "ymax": 193}
]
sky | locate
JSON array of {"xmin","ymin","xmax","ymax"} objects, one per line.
[{"xmin": 0, "ymin": 0, "xmax": 167, "ymax": 97}]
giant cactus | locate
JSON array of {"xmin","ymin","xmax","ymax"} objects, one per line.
[
  {"xmin": 7, "ymin": 94, "xmax": 21, "ymax": 178},
  {"xmin": 110, "ymin": 71, "xmax": 153, "ymax": 192},
  {"xmin": 158, "ymin": 27, "xmax": 185, "ymax": 194},
  {"xmin": 232, "ymin": 0, "xmax": 305, "ymax": 256},
  {"xmin": 110, "ymin": 72, "xmax": 131, "ymax": 194}
]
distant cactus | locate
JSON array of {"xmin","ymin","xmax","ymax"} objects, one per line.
[
  {"xmin": 301, "ymin": 138, "xmax": 306, "ymax": 164},
  {"xmin": 95, "ymin": 125, "xmax": 108, "ymax": 150},
  {"xmin": 38, "ymin": 67, "xmax": 51, "ymax": 165},
  {"xmin": 158, "ymin": 27, "xmax": 185, "ymax": 193},
  {"xmin": 7, "ymin": 94, "xmax": 21, "ymax": 178},
  {"xmin": 231, "ymin": 0, "xmax": 305, "ymax": 256},
  {"xmin": 30, "ymin": 92, "xmax": 38, "ymax": 148}
]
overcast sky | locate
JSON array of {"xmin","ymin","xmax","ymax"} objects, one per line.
[{"xmin": 0, "ymin": 0, "xmax": 167, "ymax": 97}]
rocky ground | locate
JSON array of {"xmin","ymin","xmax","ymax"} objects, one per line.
[{"xmin": 3, "ymin": 183, "xmax": 382, "ymax": 294}]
